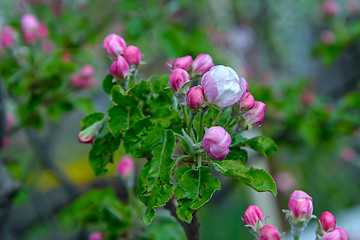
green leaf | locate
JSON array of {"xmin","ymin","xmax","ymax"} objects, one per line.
[
  {"xmin": 59, "ymin": 188, "xmax": 131, "ymax": 232},
  {"xmin": 123, "ymin": 117, "xmax": 153, "ymax": 158},
  {"xmin": 137, "ymin": 130, "xmax": 176, "ymax": 225},
  {"xmin": 128, "ymin": 79, "xmax": 151, "ymax": 101},
  {"xmin": 73, "ymin": 98, "xmax": 94, "ymax": 114},
  {"xmin": 107, "ymin": 106, "xmax": 143, "ymax": 138},
  {"xmin": 175, "ymin": 167, "xmax": 221, "ymax": 223},
  {"xmin": 81, "ymin": 112, "xmax": 104, "ymax": 130},
  {"xmin": 246, "ymin": 168, "xmax": 277, "ymax": 196},
  {"xmin": 111, "ymin": 85, "xmax": 138, "ymax": 106},
  {"xmin": 213, "ymin": 160, "xmax": 277, "ymax": 196},
  {"xmin": 245, "ymin": 136, "xmax": 278, "ymax": 156},
  {"xmin": 89, "ymin": 132, "xmax": 121, "ymax": 175},
  {"xmin": 225, "ymin": 148, "xmax": 248, "ymax": 163},
  {"xmin": 102, "ymin": 74, "xmax": 115, "ymax": 95}
]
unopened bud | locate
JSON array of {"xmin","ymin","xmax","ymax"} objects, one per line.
[
  {"xmin": 110, "ymin": 55, "xmax": 129, "ymax": 79},
  {"xmin": 88, "ymin": 232, "xmax": 102, "ymax": 240},
  {"xmin": 103, "ymin": 33, "xmax": 126, "ymax": 57},
  {"xmin": 1, "ymin": 26, "xmax": 16, "ymax": 48},
  {"xmin": 172, "ymin": 56, "xmax": 193, "ymax": 71},
  {"xmin": 322, "ymin": 1, "xmax": 340, "ymax": 16},
  {"xmin": 186, "ymin": 86, "xmax": 204, "ymax": 109},
  {"xmin": 124, "ymin": 45, "xmax": 142, "ymax": 66},
  {"xmin": 117, "ymin": 156, "xmax": 134, "ymax": 177},
  {"xmin": 169, "ymin": 68, "xmax": 190, "ymax": 91},
  {"xmin": 258, "ymin": 225, "xmax": 281, "ymax": 240},
  {"xmin": 192, "ymin": 53, "xmax": 214, "ymax": 76},
  {"xmin": 243, "ymin": 101, "xmax": 266, "ymax": 127},
  {"xmin": 323, "ymin": 227, "xmax": 349, "ymax": 240},
  {"xmin": 319, "ymin": 211, "xmax": 336, "ymax": 232},
  {"xmin": 239, "ymin": 92, "xmax": 255, "ymax": 111}
]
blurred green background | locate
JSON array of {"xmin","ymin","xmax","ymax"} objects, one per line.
[{"xmin": 0, "ymin": 0, "xmax": 359, "ymax": 239}]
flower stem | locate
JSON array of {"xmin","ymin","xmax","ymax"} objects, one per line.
[
  {"xmin": 182, "ymin": 105, "xmax": 189, "ymax": 124},
  {"xmin": 198, "ymin": 110, "xmax": 205, "ymax": 141},
  {"xmin": 212, "ymin": 110, "xmax": 222, "ymax": 126},
  {"xmin": 294, "ymin": 236, "xmax": 299, "ymax": 240}
]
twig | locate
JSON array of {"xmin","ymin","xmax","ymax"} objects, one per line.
[{"xmin": 164, "ymin": 200, "xmax": 200, "ymax": 240}]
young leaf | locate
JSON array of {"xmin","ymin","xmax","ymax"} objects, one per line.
[
  {"xmin": 137, "ymin": 129, "xmax": 176, "ymax": 225},
  {"xmin": 123, "ymin": 117, "xmax": 153, "ymax": 158},
  {"xmin": 107, "ymin": 106, "xmax": 143, "ymax": 138},
  {"xmin": 89, "ymin": 132, "xmax": 121, "ymax": 176},
  {"xmin": 213, "ymin": 160, "xmax": 277, "ymax": 196},
  {"xmin": 111, "ymin": 85, "xmax": 138, "ymax": 106},
  {"xmin": 245, "ymin": 136, "xmax": 278, "ymax": 157},
  {"xmin": 128, "ymin": 79, "xmax": 151, "ymax": 101},
  {"xmin": 175, "ymin": 166, "xmax": 221, "ymax": 223},
  {"xmin": 81, "ymin": 112, "xmax": 104, "ymax": 130}
]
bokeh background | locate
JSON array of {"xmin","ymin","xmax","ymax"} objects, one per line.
[{"xmin": 0, "ymin": 0, "xmax": 359, "ymax": 239}]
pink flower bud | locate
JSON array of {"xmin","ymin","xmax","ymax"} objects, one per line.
[
  {"xmin": 348, "ymin": 1, "xmax": 359, "ymax": 13},
  {"xmin": 61, "ymin": 52, "xmax": 72, "ymax": 62},
  {"xmin": 1, "ymin": 137, "xmax": 9, "ymax": 148},
  {"xmin": 103, "ymin": 33, "xmax": 126, "ymax": 56},
  {"xmin": 192, "ymin": 53, "xmax": 214, "ymax": 76},
  {"xmin": 322, "ymin": 1, "xmax": 340, "ymax": 16},
  {"xmin": 88, "ymin": 232, "xmax": 102, "ymax": 240},
  {"xmin": 323, "ymin": 227, "xmax": 349, "ymax": 240},
  {"xmin": 117, "ymin": 156, "xmax": 134, "ymax": 177},
  {"xmin": 288, "ymin": 190, "xmax": 313, "ymax": 220},
  {"xmin": 71, "ymin": 65, "xmax": 96, "ymax": 89},
  {"xmin": 110, "ymin": 55, "xmax": 129, "ymax": 79},
  {"xmin": 320, "ymin": 211, "xmax": 336, "ymax": 232},
  {"xmin": 124, "ymin": 45, "xmax": 142, "ymax": 65},
  {"xmin": 202, "ymin": 126, "xmax": 231, "ymax": 160},
  {"xmin": 259, "ymin": 225, "xmax": 281, "ymax": 240},
  {"xmin": 239, "ymin": 92, "xmax": 255, "ymax": 111},
  {"xmin": 169, "ymin": 68, "xmax": 190, "ymax": 91},
  {"xmin": 37, "ymin": 22, "xmax": 49, "ymax": 38},
  {"xmin": 186, "ymin": 86, "xmax": 204, "ymax": 109},
  {"xmin": 6, "ymin": 113, "xmax": 16, "ymax": 131},
  {"xmin": 340, "ymin": 148, "xmax": 356, "ymax": 162},
  {"xmin": 41, "ymin": 40, "xmax": 54, "ymax": 53},
  {"xmin": 80, "ymin": 65, "xmax": 95, "ymax": 78},
  {"xmin": 244, "ymin": 78, "xmax": 249, "ymax": 92},
  {"xmin": 243, "ymin": 101, "xmax": 266, "ymax": 127},
  {"xmin": 1, "ymin": 26, "xmax": 16, "ymax": 48},
  {"xmin": 201, "ymin": 65, "xmax": 247, "ymax": 108},
  {"xmin": 302, "ymin": 91, "xmax": 315, "ymax": 105},
  {"xmin": 243, "ymin": 205, "xmax": 264, "ymax": 227},
  {"xmin": 77, "ymin": 130, "xmax": 94, "ymax": 144},
  {"xmin": 21, "ymin": 14, "xmax": 39, "ymax": 32},
  {"xmin": 172, "ymin": 56, "xmax": 193, "ymax": 71},
  {"xmin": 23, "ymin": 31, "xmax": 37, "ymax": 44},
  {"xmin": 320, "ymin": 31, "xmax": 335, "ymax": 45}
]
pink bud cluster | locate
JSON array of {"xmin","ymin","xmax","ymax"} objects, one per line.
[
  {"xmin": 21, "ymin": 14, "xmax": 49, "ymax": 44},
  {"xmin": 71, "ymin": 65, "xmax": 96, "ymax": 89},
  {"xmin": 103, "ymin": 33, "xmax": 142, "ymax": 79},
  {"xmin": 1, "ymin": 27, "xmax": 16, "ymax": 48},
  {"xmin": 243, "ymin": 191, "xmax": 349, "ymax": 240},
  {"xmin": 169, "ymin": 54, "xmax": 265, "ymax": 127},
  {"xmin": 321, "ymin": 1, "xmax": 340, "ymax": 16},
  {"xmin": 167, "ymin": 54, "xmax": 267, "ymax": 160},
  {"xmin": 242, "ymin": 205, "xmax": 280, "ymax": 239}
]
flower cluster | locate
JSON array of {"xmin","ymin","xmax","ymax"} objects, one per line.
[
  {"xmin": 71, "ymin": 65, "xmax": 96, "ymax": 89},
  {"xmin": 168, "ymin": 54, "xmax": 266, "ymax": 160},
  {"xmin": 0, "ymin": 13, "xmax": 49, "ymax": 49},
  {"xmin": 243, "ymin": 190, "xmax": 349, "ymax": 240},
  {"xmin": 103, "ymin": 33, "xmax": 142, "ymax": 80}
]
